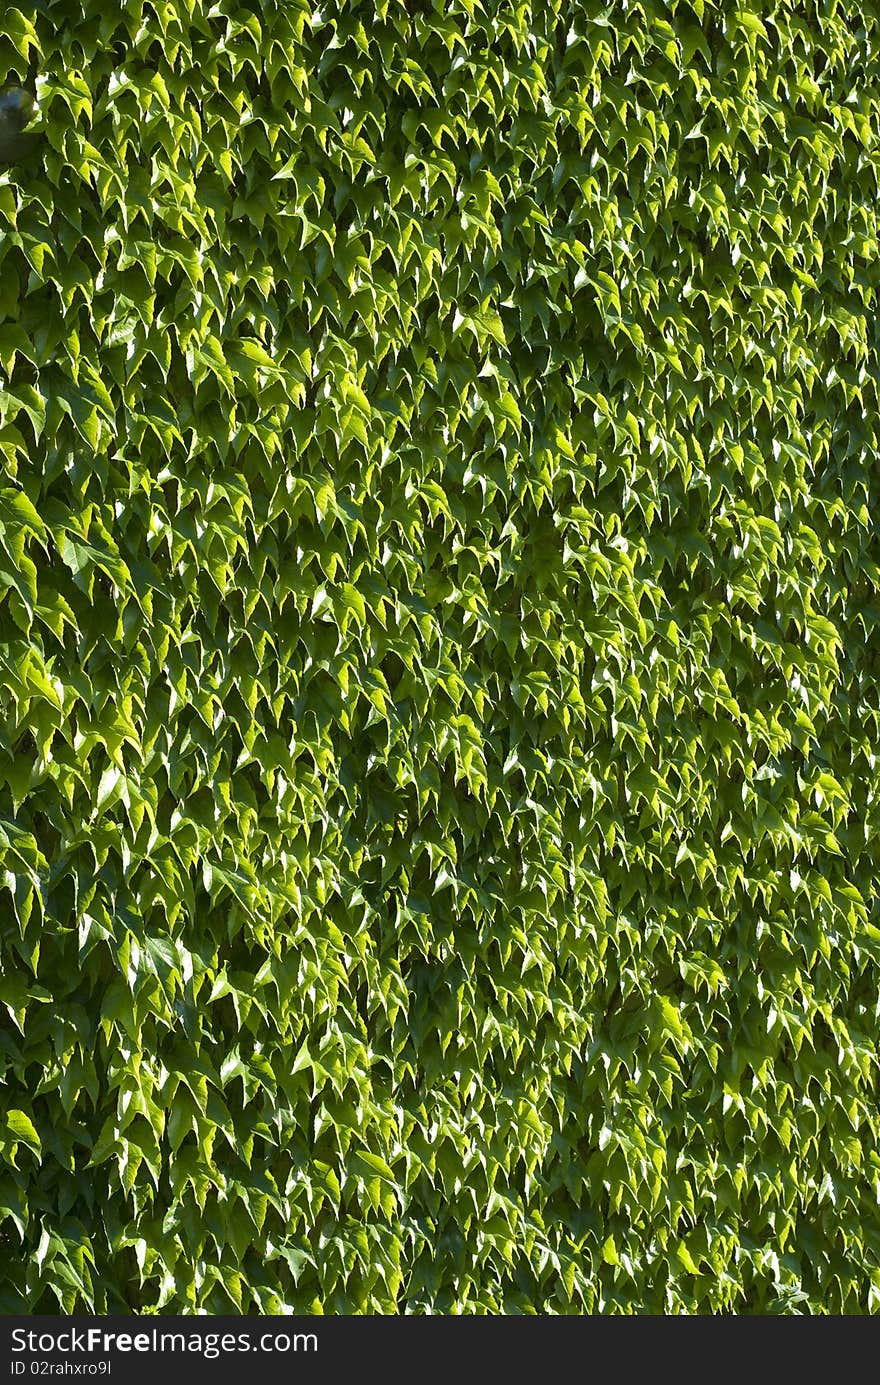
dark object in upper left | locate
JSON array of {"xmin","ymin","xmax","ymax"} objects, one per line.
[{"xmin": 0, "ymin": 86, "xmax": 38, "ymax": 164}]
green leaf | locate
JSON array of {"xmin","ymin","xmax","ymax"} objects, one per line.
[{"xmin": 5, "ymin": 1111, "xmax": 41, "ymax": 1157}]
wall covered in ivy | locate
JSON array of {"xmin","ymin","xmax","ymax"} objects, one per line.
[{"xmin": 1, "ymin": 0, "xmax": 879, "ymax": 1312}]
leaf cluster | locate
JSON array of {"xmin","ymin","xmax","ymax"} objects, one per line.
[{"xmin": 1, "ymin": 0, "xmax": 879, "ymax": 1314}]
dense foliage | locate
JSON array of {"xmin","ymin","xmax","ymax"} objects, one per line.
[{"xmin": 1, "ymin": 0, "xmax": 879, "ymax": 1313}]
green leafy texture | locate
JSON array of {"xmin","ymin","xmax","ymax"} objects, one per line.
[{"xmin": 0, "ymin": 0, "xmax": 879, "ymax": 1315}]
